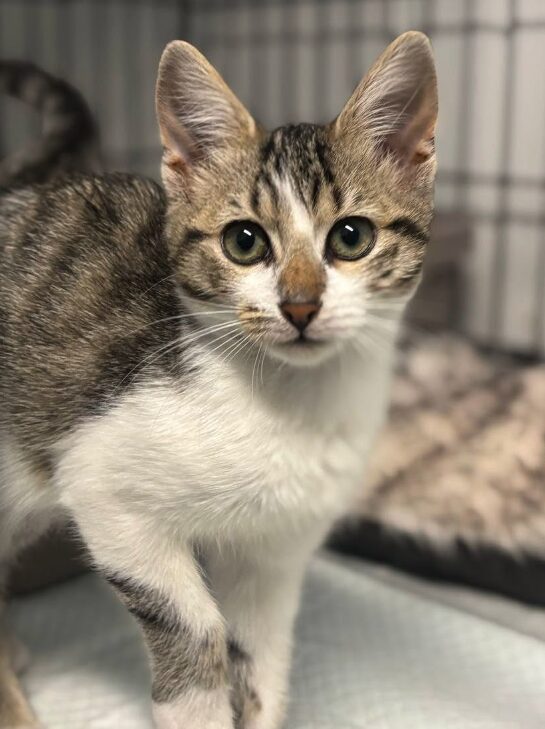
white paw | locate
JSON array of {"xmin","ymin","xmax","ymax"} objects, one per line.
[
  {"xmin": 240, "ymin": 684, "xmax": 287, "ymax": 729},
  {"xmin": 153, "ymin": 687, "xmax": 234, "ymax": 729}
]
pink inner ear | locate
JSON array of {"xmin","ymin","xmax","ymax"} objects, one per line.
[
  {"xmin": 413, "ymin": 132, "xmax": 435, "ymax": 164},
  {"xmin": 387, "ymin": 92, "xmax": 437, "ymax": 165},
  {"xmin": 163, "ymin": 148, "xmax": 189, "ymax": 176},
  {"xmin": 159, "ymin": 106, "xmax": 199, "ymax": 175}
]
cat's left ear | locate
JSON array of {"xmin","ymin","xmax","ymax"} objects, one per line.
[
  {"xmin": 156, "ymin": 41, "xmax": 256, "ymax": 192},
  {"xmin": 334, "ymin": 31, "xmax": 437, "ymax": 167}
]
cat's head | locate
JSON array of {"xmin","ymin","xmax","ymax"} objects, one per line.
[{"xmin": 156, "ymin": 32, "xmax": 437, "ymax": 367}]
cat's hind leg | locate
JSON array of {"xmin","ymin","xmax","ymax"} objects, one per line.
[
  {"xmin": 0, "ymin": 619, "xmax": 40, "ymax": 729},
  {"xmin": 6, "ymin": 636, "xmax": 29, "ymax": 678}
]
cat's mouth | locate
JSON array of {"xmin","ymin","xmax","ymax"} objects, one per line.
[
  {"xmin": 287, "ymin": 334, "xmax": 325, "ymax": 347},
  {"xmin": 269, "ymin": 334, "xmax": 338, "ymax": 367}
]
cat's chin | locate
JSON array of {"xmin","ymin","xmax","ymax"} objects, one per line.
[{"xmin": 267, "ymin": 337, "xmax": 342, "ymax": 368}]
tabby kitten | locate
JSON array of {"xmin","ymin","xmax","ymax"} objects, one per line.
[{"xmin": 0, "ymin": 33, "xmax": 437, "ymax": 729}]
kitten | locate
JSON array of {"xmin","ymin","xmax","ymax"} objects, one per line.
[{"xmin": 0, "ymin": 32, "xmax": 437, "ymax": 729}]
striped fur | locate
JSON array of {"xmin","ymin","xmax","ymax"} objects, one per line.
[
  {"xmin": 106, "ymin": 573, "xmax": 228, "ymax": 704},
  {"xmin": 0, "ymin": 33, "xmax": 437, "ymax": 729}
]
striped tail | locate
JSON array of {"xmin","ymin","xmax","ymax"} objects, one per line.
[{"xmin": 0, "ymin": 60, "xmax": 99, "ymax": 188}]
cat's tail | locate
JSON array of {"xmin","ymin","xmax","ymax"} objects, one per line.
[{"xmin": 0, "ymin": 60, "xmax": 100, "ymax": 189}]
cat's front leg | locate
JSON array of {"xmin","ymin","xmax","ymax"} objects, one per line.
[
  {"xmin": 66, "ymin": 497, "xmax": 234, "ymax": 729},
  {"xmin": 209, "ymin": 544, "xmax": 315, "ymax": 729},
  {"xmin": 109, "ymin": 562, "xmax": 232, "ymax": 729}
]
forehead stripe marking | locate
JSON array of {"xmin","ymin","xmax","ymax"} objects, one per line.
[
  {"xmin": 331, "ymin": 184, "xmax": 343, "ymax": 212},
  {"xmin": 277, "ymin": 176, "xmax": 315, "ymax": 238},
  {"xmin": 311, "ymin": 173, "xmax": 321, "ymax": 211},
  {"xmin": 293, "ymin": 175, "xmax": 312, "ymax": 213},
  {"xmin": 259, "ymin": 170, "xmax": 280, "ymax": 210},
  {"xmin": 314, "ymin": 139, "xmax": 334, "ymax": 185},
  {"xmin": 314, "ymin": 138, "xmax": 343, "ymax": 211},
  {"xmin": 250, "ymin": 179, "xmax": 261, "ymax": 215}
]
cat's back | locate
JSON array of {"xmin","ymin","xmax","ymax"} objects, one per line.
[
  {"xmin": 0, "ymin": 172, "xmax": 167, "ymax": 292},
  {"xmin": 0, "ymin": 173, "xmax": 182, "ymax": 456}
]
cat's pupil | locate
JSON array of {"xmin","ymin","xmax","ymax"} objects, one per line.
[
  {"xmin": 237, "ymin": 228, "xmax": 255, "ymax": 252},
  {"xmin": 341, "ymin": 224, "xmax": 360, "ymax": 247}
]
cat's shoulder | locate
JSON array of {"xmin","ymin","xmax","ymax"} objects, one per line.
[
  {"xmin": 0, "ymin": 171, "xmax": 169, "ymax": 280},
  {"xmin": 45, "ymin": 171, "xmax": 166, "ymax": 227},
  {"xmin": 1, "ymin": 171, "xmax": 166, "ymax": 236}
]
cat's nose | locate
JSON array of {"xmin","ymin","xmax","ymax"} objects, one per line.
[{"xmin": 280, "ymin": 301, "xmax": 321, "ymax": 333}]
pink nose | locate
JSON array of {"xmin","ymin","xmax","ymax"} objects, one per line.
[{"xmin": 280, "ymin": 301, "xmax": 321, "ymax": 333}]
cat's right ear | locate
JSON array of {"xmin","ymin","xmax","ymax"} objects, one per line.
[{"xmin": 156, "ymin": 41, "xmax": 256, "ymax": 194}]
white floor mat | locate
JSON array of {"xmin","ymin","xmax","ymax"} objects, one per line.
[{"xmin": 8, "ymin": 554, "xmax": 545, "ymax": 729}]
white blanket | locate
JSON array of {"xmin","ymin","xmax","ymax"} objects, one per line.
[{"xmin": 9, "ymin": 554, "xmax": 545, "ymax": 729}]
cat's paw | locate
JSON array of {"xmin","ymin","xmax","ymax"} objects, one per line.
[
  {"xmin": 241, "ymin": 712, "xmax": 285, "ymax": 729},
  {"xmin": 235, "ymin": 689, "xmax": 287, "ymax": 729},
  {"xmin": 152, "ymin": 688, "xmax": 234, "ymax": 729},
  {"xmin": 230, "ymin": 682, "xmax": 262, "ymax": 729},
  {"xmin": 231, "ymin": 693, "xmax": 287, "ymax": 729},
  {"xmin": 228, "ymin": 663, "xmax": 285, "ymax": 729}
]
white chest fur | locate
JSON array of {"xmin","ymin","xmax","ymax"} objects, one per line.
[{"xmin": 58, "ymin": 347, "xmax": 394, "ymax": 546}]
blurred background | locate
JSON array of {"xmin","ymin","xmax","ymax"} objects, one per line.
[{"xmin": 2, "ymin": 0, "xmax": 545, "ymax": 356}]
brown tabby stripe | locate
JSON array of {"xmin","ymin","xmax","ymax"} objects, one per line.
[
  {"xmin": 174, "ymin": 227, "xmax": 209, "ymax": 264},
  {"xmin": 251, "ymin": 124, "xmax": 342, "ymax": 215},
  {"xmin": 227, "ymin": 639, "xmax": 262, "ymax": 729},
  {"xmin": 250, "ymin": 182, "xmax": 261, "ymax": 215},
  {"xmin": 106, "ymin": 574, "xmax": 227, "ymax": 704},
  {"xmin": 386, "ymin": 217, "xmax": 429, "ymax": 246},
  {"xmin": 178, "ymin": 276, "xmax": 218, "ymax": 302},
  {"xmin": 314, "ymin": 137, "xmax": 343, "ymax": 210},
  {"xmin": 0, "ymin": 174, "xmax": 187, "ymax": 463}
]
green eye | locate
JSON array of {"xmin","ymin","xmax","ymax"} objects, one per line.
[
  {"xmin": 222, "ymin": 221, "xmax": 271, "ymax": 265},
  {"xmin": 326, "ymin": 216, "xmax": 376, "ymax": 261}
]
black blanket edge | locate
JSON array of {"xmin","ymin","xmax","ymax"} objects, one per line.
[{"xmin": 328, "ymin": 518, "xmax": 545, "ymax": 607}]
